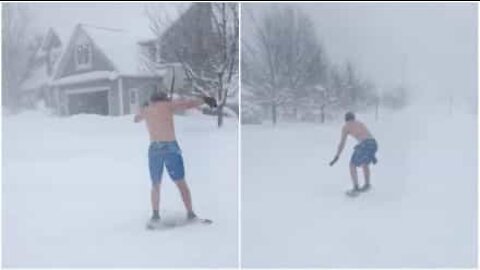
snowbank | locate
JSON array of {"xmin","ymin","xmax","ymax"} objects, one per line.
[
  {"xmin": 241, "ymin": 108, "xmax": 477, "ymax": 267},
  {"xmin": 3, "ymin": 111, "xmax": 238, "ymax": 267}
]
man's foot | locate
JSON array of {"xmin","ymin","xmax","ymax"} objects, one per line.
[
  {"xmin": 345, "ymin": 188, "xmax": 361, "ymax": 197},
  {"xmin": 146, "ymin": 215, "xmax": 161, "ymax": 229},
  {"xmin": 359, "ymin": 184, "xmax": 371, "ymax": 192},
  {"xmin": 187, "ymin": 211, "xmax": 197, "ymax": 221}
]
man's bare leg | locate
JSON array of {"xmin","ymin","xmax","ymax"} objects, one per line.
[
  {"xmin": 349, "ymin": 163, "xmax": 360, "ymax": 190},
  {"xmin": 151, "ymin": 183, "xmax": 161, "ymax": 219},
  {"xmin": 362, "ymin": 164, "xmax": 370, "ymax": 186},
  {"xmin": 175, "ymin": 180, "xmax": 196, "ymax": 218}
]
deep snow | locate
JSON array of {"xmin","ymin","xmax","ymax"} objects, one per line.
[
  {"xmin": 3, "ymin": 111, "xmax": 238, "ymax": 268},
  {"xmin": 241, "ymin": 106, "xmax": 477, "ymax": 268}
]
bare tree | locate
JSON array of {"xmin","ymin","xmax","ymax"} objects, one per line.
[
  {"xmin": 146, "ymin": 3, "xmax": 239, "ymax": 127},
  {"xmin": 2, "ymin": 3, "xmax": 33, "ymax": 111},
  {"xmin": 244, "ymin": 6, "xmax": 327, "ymax": 124},
  {"xmin": 243, "ymin": 7, "xmax": 286, "ymax": 125}
]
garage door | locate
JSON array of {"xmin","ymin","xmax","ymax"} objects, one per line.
[{"xmin": 67, "ymin": 90, "xmax": 109, "ymax": 115}]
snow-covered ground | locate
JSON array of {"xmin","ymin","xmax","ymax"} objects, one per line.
[
  {"xmin": 242, "ymin": 106, "xmax": 477, "ymax": 268},
  {"xmin": 3, "ymin": 111, "xmax": 238, "ymax": 268}
]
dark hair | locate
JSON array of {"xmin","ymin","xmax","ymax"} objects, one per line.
[
  {"xmin": 345, "ymin": 111, "xmax": 355, "ymax": 122},
  {"xmin": 150, "ymin": 91, "xmax": 169, "ymax": 103}
]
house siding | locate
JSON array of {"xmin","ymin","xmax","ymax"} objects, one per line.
[
  {"xmin": 54, "ymin": 76, "xmax": 164, "ymax": 116},
  {"xmin": 110, "ymin": 79, "xmax": 120, "ymax": 115},
  {"xmin": 56, "ymin": 79, "xmax": 114, "ymax": 116},
  {"xmin": 121, "ymin": 77, "xmax": 163, "ymax": 114},
  {"xmin": 57, "ymin": 29, "xmax": 115, "ymax": 79}
]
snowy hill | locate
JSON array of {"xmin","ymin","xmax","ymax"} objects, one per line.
[
  {"xmin": 241, "ymin": 107, "xmax": 477, "ymax": 267},
  {"xmin": 3, "ymin": 111, "xmax": 238, "ymax": 267}
]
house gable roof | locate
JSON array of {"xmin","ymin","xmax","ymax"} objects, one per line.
[
  {"xmin": 20, "ymin": 28, "xmax": 63, "ymax": 92},
  {"xmin": 41, "ymin": 28, "xmax": 62, "ymax": 51},
  {"xmin": 81, "ymin": 24, "xmax": 147, "ymax": 75},
  {"xmin": 20, "ymin": 65, "xmax": 49, "ymax": 92},
  {"xmin": 32, "ymin": 28, "xmax": 62, "ymax": 60},
  {"xmin": 54, "ymin": 24, "xmax": 156, "ymax": 80}
]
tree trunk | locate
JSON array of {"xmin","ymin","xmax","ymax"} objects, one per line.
[
  {"xmin": 320, "ymin": 105, "xmax": 325, "ymax": 124},
  {"xmin": 449, "ymin": 96, "xmax": 453, "ymax": 115},
  {"xmin": 272, "ymin": 103, "xmax": 277, "ymax": 125},
  {"xmin": 169, "ymin": 67, "xmax": 176, "ymax": 98},
  {"xmin": 217, "ymin": 73, "xmax": 224, "ymax": 128},
  {"xmin": 217, "ymin": 104, "xmax": 224, "ymax": 127}
]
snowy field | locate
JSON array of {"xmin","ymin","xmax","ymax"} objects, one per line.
[
  {"xmin": 242, "ymin": 106, "xmax": 477, "ymax": 268},
  {"xmin": 3, "ymin": 111, "xmax": 238, "ymax": 268}
]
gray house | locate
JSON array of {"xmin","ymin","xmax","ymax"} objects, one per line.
[
  {"xmin": 19, "ymin": 3, "xmax": 218, "ymax": 116},
  {"xmin": 20, "ymin": 28, "xmax": 63, "ymax": 109},
  {"xmin": 50, "ymin": 24, "xmax": 171, "ymax": 116}
]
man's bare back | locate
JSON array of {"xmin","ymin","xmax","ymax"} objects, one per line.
[
  {"xmin": 330, "ymin": 112, "xmax": 376, "ymax": 167},
  {"xmin": 343, "ymin": 120, "xmax": 373, "ymax": 142},
  {"xmin": 134, "ymin": 99, "xmax": 204, "ymax": 142}
]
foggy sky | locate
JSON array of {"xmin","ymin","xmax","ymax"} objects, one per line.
[
  {"xmin": 243, "ymin": 3, "xmax": 477, "ymax": 104},
  {"xmin": 18, "ymin": 3, "xmax": 479, "ymax": 105},
  {"xmin": 24, "ymin": 3, "xmax": 188, "ymax": 43}
]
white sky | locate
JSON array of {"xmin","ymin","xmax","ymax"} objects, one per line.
[
  {"xmin": 26, "ymin": 3, "xmax": 152, "ymax": 41},
  {"xmin": 243, "ymin": 3, "xmax": 478, "ymax": 103},
  {"xmin": 15, "ymin": 2, "xmax": 479, "ymax": 105}
]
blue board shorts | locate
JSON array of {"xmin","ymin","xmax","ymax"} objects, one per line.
[
  {"xmin": 350, "ymin": 138, "xmax": 378, "ymax": 167},
  {"xmin": 148, "ymin": 141, "xmax": 185, "ymax": 183}
]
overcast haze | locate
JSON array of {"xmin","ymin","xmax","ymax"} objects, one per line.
[
  {"xmin": 20, "ymin": 2, "xmax": 480, "ymax": 106},
  {"xmin": 25, "ymin": 3, "xmax": 188, "ymax": 42},
  {"xmin": 27, "ymin": 3, "xmax": 153, "ymax": 41},
  {"xmin": 244, "ymin": 3, "xmax": 477, "ymax": 106}
]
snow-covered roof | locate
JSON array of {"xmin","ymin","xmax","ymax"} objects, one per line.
[
  {"xmin": 20, "ymin": 65, "xmax": 49, "ymax": 92},
  {"xmin": 51, "ymin": 71, "xmax": 116, "ymax": 87},
  {"xmin": 34, "ymin": 29, "xmax": 61, "ymax": 58},
  {"xmin": 53, "ymin": 23, "xmax": 165, "ymax": 82},
  {"xmin": 81, "ymin": 24, "xmax": 153, "ymax": 76},
  {"xmin": 51, "ymin": 69, "xmax": 164, "ymax": 87},
  {"xmin": 21, "ymin": 28, "xmax": 63, "ymax": 92}
]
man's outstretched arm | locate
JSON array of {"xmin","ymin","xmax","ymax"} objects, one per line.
[
  {"xmin": 171, "ymin": 98, "xmax": 204, "ymax": 111},
  {"xmin": 171, "ymin": 96, "xmax": 217, "ymax": 111},
  {"xmin": 330, "ymin": 126, "xmax": 348, "ymax": 166}
]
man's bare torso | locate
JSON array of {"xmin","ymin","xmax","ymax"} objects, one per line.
[
  {"xmin": 144, "ymin": 101, "xmax": 176, "ymax": 142},
  {"xmin": 135, "ymin": 98, "xmax": 204, "ymax": 142},
  {"xmin": 344, "ymin": 120, "xmax": 373, "ymax": 142}
]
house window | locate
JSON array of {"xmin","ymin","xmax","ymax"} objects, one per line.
[
  {"xmin": 75, "ymin": 43, "xmax": 92, "ymax": 69},
  {"xmin": 147, "ymin": 44, "xmax": 161, "ymax": 63},
  {"xmin": 130, "ymin": 89, "xmax": 137, "ymax": 104},
  {"xmin": 148, "ymin": 46, "xmax": 157, "ymax": 62},
  {"xmin": 155, "ymin": 44, "xmax": 161, "ymax": 63}
]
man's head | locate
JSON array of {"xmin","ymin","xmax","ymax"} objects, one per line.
[
  {"xmin": 345, "ymin": 111, "xmax": 355, "ymax": 122},
  {"xmin": 150, "ymin": 91, "xmax": 170, "ymax": 103}
]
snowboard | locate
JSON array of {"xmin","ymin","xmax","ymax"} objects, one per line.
[
  {"xmin": 146, "ymin": 217, "xmax": 213, "ymax": 230},
  {"xmin": 345, "ymin": 189, "xmax": 361, "ymax": 198},
  {"xmin": 345, "ymin": 185, "xmax": 371, "ymax": 198}
]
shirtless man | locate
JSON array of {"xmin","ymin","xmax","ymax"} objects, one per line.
[
  {"xmin": 330, "ymin": 112, "xmax": 378, "ymax": 196},
  {"xmin": 134, "ymin": 91, "xmax": 217, "ymax": 227}
]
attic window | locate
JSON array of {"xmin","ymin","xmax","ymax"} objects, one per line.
[
  {"xmin": 75, "ymin": 43, "xmax": 92, "ymax": 69},
  {"xmin": 148, "ymin": 44, "xmax": 161, "ymax": 63},
  {"xmin": 148, "ymin": 46, "xmax": 156, "ymax": 61}
]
